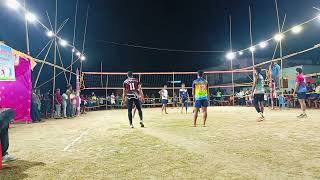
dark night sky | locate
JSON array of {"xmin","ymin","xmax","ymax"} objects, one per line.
[{"xmin": 1, "ymin": 0, "xmax": 320, "ymax": 87}]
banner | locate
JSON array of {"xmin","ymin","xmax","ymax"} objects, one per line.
[{"xmin": 0, "ymin": 43, "xmax": 15, "ymax": 81}]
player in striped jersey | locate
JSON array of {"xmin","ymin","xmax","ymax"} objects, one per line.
[{"xmin": 122, "ymin": 71, "xmax": 144, "ymax": 128}]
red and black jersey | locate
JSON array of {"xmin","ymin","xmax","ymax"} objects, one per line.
[{"xmin": 123, "ymin": 78, "xmax": 140, "ymax": 99}]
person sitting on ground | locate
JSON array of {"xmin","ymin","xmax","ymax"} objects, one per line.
[{"xmin": 0, "ymin": 108, "xmax": 16, "ymax": 163}]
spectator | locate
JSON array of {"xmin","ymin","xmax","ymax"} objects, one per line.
[
  {"xmin": 91, "ymin": 92, "xmax": 97, "ymax": 106},
  {"xmin": 216, "ymin": 88, "xmax": 222, "ymax": 101},
  {"xmin": 70, "ymin": 90, "xmax": 77, "ymax": 116},
  {"xmin": 66, "ymin": 85, "xmax": 73, "ymax": 118},
  {"xmin": 54, "ymin": 88, "xmax": 62, "ymax": 119},
  {"xmin": 43, "ymin": 91, "xmax": 51, "ymax": 119},
  {"xmin": 80, "ymin": 95, "xmax": 87, "ymax": 114},
  {"xmin": 35, "ymin": 89, "xmax": 42, "ymax": 113},
  {"xmin": 272, "ymin": 62, "xmax": 281, "ymax": 89},
  {"xmin": 31, "ymin": 90, "xmax": 41, "ymax": 122},
  {"xmin": 62, "ymin": 92, "xmax": 68, "ymax": 118},
  {"xmin": 0, "ymin": 108, "xmax": 16, "ymax": 163},
  {"xmin": 111, "ymin": 93, "xmax": 116, "ymax": 107},
  {"xmin": 173, "ymin": 93, "xmax": 179, "ymax": 108}
]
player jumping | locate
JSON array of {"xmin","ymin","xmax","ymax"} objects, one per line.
[
  {"xmin": 122, "ymin": 71, "xmax": 144, "ymax": 128},
  {"xmin": 252, "ymin": 67, "xmax": 265, "ymax": 122},
  {"xmin": 192, "ymin": 70, "xmax": 209, "ymax": 127},
  {"xmin": 179, "ymin": 83, "xmax": 189, "ymax": 114}
]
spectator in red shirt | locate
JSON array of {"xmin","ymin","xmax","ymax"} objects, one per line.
[{"xmin": 54, "ymin": 89, "xmax": 62, "ymax": 118}]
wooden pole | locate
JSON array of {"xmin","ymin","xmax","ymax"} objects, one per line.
[
  {"xmin": 229, "ymin": 15, "xmax": 235, "ymax": 106},
  {"xmin": 100, "ymin": 61, "xmax": 103, "ymax": 87},
  {"xmin": 249, "ymin": 6, "xmax": 255, "ymax": 76},
  {"xmin": 69, "ymin": 0, "xmax": 79, "ymax": 84},
  {"xmin": 106, "ymin": 75, "xmax": 109, "ymax": 110},
  {"xmin": 275, "ymin": 0, "xmax": 284, "ymax": 101},
  {"xmin": 24, "ymin": 0, "xmax": 30, "ymax": 55},
  {"xmin": 52, "ymin": 0, "xmax": 58, "ymax": 118}
]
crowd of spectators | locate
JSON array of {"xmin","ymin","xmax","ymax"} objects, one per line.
[
  {"xmin": 234, "ymin": 82, "xmax": 320, "ymax": 109},
  {"xmin": 30, "ymin": 85, "xmax": 80, "ymax": 123}
]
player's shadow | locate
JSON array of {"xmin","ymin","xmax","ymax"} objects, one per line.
[{"xmin": 0, "ymin": 160, "xmax": 45, "ymax": 179}]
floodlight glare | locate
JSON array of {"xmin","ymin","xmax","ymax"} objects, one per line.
[
  {"xmin": 274, "ymin": 33, "xmax": 284, "ymax": 41},
  {"xmin": 291, "ymin": 25, "xmax": 303, "ymax": 34},
  {"xmin": 80, "ymin": 55, "xmax": 86, "ymax": 61},
  {"xmin": 249, "ymin": 46, "xmax": 256, "ymax": 52},
  {"xmin": 59, "ymin": 39, "xmax": 68, "ymax": 47},
  {"xmin": 239, "ymin": 51, "xmax": 243, "ymax": 55},
  {"xmin": 259, "ymin": 41, "xmax": 268, "ymax": 48},
  {"xmin": 72, "ymin": 48, "xmax": 75, "ymax": 53},
  {"xmin": 226, "ymin": 52, "xmax": 236, "ymax": 60},
  {"xmin": 6, "ymin": 0, "xmax": 20, "ymax": 10},
  {"xmin": 76, "ymin": 52, "xmax": 81, "ymax": 57},
  {"xmin": 25, "ymin": 12, "xmax": 37, "ymax": 23},
  {"xmin": 46, "ymin": 31, "xmax": 54, "ymax": 37}
]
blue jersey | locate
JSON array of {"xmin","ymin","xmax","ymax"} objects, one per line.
[
  {"xmin": 179, "ymin": 89, "xmax": 189, "ymax": 100},
  {"xmin": 192, "ymin": 78, "xmax": 209, "ymax": 101},
  {"xmin": 272, "ymin": 64, "xmax": 280, "ymax": 78}
]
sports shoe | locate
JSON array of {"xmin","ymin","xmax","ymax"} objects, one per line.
[
  {"xmin": 297, "ymin": 114, "xmax": 307, "ymax": 118},
  {"xmin": 130, "ymin": 124, "xmax": 134, "ymax": 128},
  {"xmin": 2, "ymin": 154, "xmax": 16, "ymax": 163},
  {"xmin": 257, "ymin": 117, "xmax": 264, "ymax": 122},
  {"xmin": 140, "ymin": 122, "xmax": 145, "ymax": 128}
]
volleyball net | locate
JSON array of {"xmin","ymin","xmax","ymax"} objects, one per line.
[{"xmin": 80, "ymin": 69, "xmax": 254, "ymax": 107}]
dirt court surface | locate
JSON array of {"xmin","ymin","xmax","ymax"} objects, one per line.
[{"xmin": 1, "ymin": 107, "xmax": 320, "ymax": 179}]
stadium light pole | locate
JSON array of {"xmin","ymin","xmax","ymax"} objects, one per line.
[
  {"xmin": 275, "ymin": 0, "xmax": 284, "ymax": 106},
  {"xmin": 229, "ymin": 15, "xmax": 235, "ymax": 106},
  {"xmin": 23, "ymin": 0, "xmax": 30, "ymax": 55},
  {"xmin": 249, "ymin": 6, "xmax": 255, "ymax": 78}
]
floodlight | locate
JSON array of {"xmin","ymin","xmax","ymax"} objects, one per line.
[
  {"xmin": 80, "ymin": 55, "xmax": 86, "ymax": 61},
  {"xmin": 6, "ymin": 0, "xmax": 20, "ymax": 10},
  {"xmin": 259, "ymin": 41, "xmax": 268, "ymax": 48},
  {"xmin": 249, "ymin": 46, "xmax": 256, "ymax": 52},
  {"xmin": 226, "ymin": 52, "xmax": 235, "ymax": 60},
  {"xmin": 25, "ymin": 12, "xmax": 37, "ymax": 23},
  {"xmin": 291, "ymin": 25, "xmax": 303, "ymax": 34},
  {"xmin": 72, "ymin": 48, "xmax": 75, "ymax": 53},
  {"xmin": 59, "ymin": 39, "xmax": 68, "ymax": 47},
  {"xmin": 46, "ymin": 31, "xmax": 54, "ymax": 37},
  {"xmin": 274, "ymin": 33, "xmax": 284, "ymax": 41},
  {"xmin": 239, "ymin": 51, "xmax": 243, "ymax": 55},
  {"xmin": 76, "ymin": 52, "xmax": 81, "ymax": 57}
]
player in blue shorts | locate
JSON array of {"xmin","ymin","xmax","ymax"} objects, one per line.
[
  {"xmin": 179, "ymin": 83, "xmax": 189, "ymax": 114},
  {"xmin": 192, "ymin": 70, "xmax": 209, "ymax": 127},
  {"xmin": 293, "ymin": 68, "xmax": 308, "ymax": 118}
]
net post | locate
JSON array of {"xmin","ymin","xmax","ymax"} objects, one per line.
[
  {"xmin": 100, "ymin": 61, "xmax": 103, "ymax": 88},
  {"xmin": 105, "ymin": 74, "xmax": 109, "ymax": 110},
  {"xmin": 172, "ymin": 72, "xmax": 175, "ymax": 102}
]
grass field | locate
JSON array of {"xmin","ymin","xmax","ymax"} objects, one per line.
[{"xmin": 1, "ymin": 106, "xmax": 320, "ymax": 179}]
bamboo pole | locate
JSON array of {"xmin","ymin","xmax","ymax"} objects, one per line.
[
  {"xmin": 229, "ymin": 15, "xmax": 235, "ymax": 106},
  {"xmin": 69, "ymin": 0, "xmax": 79, "ymax": 84}
]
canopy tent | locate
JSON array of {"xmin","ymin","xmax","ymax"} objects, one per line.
[{"xmin": 0, "ymin": 43, "xmax": 36, "ymax": 122}]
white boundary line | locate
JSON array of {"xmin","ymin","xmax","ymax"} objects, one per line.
[{"xmin": 63, "ymin": 128, "xmax": 91, "ymax": 152}]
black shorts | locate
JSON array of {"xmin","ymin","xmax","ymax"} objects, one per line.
[
  {"xmin": 254, "ymin": 94, "xmax": 264, "ymax": 102},
  {"xmin": 297, "ymin": 92, "xmax": 306, "ymax": 100}
]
